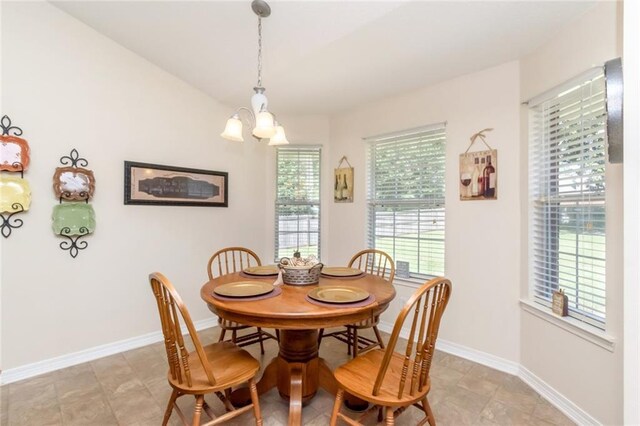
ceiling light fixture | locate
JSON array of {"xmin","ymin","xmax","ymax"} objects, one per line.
[{"xmin": 221, "ymin": 0, "xmax": 289, "ymax": 146}]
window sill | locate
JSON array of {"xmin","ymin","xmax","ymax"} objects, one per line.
[
  {"xmin": 393, "ymin": 276, "xmax": 436, "ymax": 289},
  {"xmin": 393, "ymin": 276, "xmax": 422, "ymax": 288},
  {"xmin": 519, "ymin": 299, "xmax": 615, "ymax": 352}
]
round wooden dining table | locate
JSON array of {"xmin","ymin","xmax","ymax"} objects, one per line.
[{"xmin": 200, "ymin": 272, "xmax": 395, "ymax": 426}]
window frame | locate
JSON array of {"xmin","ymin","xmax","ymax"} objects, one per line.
[
  {"xmin": 365, "ymin": 123, "xmax": 447, "ymax": 280},
  {"xmin": 274, "ymin": 145, "xmax": 322, "ymax": 262},
  {"xmin": 527, "ymin": 67, "xmax": 608, "ymax": 329}
]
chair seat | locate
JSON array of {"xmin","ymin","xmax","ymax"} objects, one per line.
[
  {"xmin": 334, "ymin": 349, "xmax": 431, "ymax": 407},
  {"xmin": 168, "ymin": 341, "xmax": 260, "ymax": 394}
]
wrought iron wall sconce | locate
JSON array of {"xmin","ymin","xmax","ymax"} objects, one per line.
[
  {"xmin": 53, "ymin": 149, "xmax": 96, "ymax": 258},
  {"xmin": 0, "ymin": 115, "xmax": 30, "ymax": 238}
]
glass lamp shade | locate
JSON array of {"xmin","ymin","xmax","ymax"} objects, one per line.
[
  {"xmin": 268, "ymin": 124, "xmax": 289, "ymax": 145},
  {"xmin": 253, "ymin": 110, "xmax": 277, "ymax": 139},
  {"xmin": 221, "ymin": 116, "xmax": 244, "ymax": 142}
]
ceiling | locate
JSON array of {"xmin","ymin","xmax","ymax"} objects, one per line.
[{"xmin": 52, "ymin": 1, "xmax": 597, "ymax": 115}]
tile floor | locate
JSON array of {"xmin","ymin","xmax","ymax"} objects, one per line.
[{"xmin": 0, "ymin": 327, "xmax": 574, "ymax": 426}]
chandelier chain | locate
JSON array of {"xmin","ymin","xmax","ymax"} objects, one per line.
[
  {"xmin": 257, "ymin": 16, "xmax": 263, "ymax": 87},
  {"xmin": 221, "ymin": 1, "xmax": 288, "ymax": 145}
]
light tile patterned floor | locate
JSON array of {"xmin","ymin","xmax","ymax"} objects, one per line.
[{"xmin": 0, "ymin": 327, "xmax": 573, "ymax": 425}]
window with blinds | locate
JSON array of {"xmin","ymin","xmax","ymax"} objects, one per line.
[
  {"xmin": 529, "ymin": 69, "xmax": 607, "ymax": 328},
  {"xmin": 275, "ymin": 146, "xmax": 321, "ymax": 260},
  {"xmin": 366, "ymin": 124, "xmax": 446, "ymax": 279}
]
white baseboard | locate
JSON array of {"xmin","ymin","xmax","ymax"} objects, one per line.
[
  {"xmin": 519, "ymin": 366, "xmax": 600, "ymax": 425},
  {"xmin": 435, "ymin": 339, "xmax": 520, "ymax": 376},
  {"xmin": 378, "ymin": 320, "xmax": 599, "ymax": 425},
  {"xmin": 378, "ymin": 320, "xmax": 518, "ymax": 375},
  {"xmin": 0, "ymin": 317, "xmax": 218, "ymax": 385}
]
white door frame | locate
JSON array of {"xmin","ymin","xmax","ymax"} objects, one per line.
[{"xmin": 623, "ymin": 0, "xmax": 640, "ymax": 423}]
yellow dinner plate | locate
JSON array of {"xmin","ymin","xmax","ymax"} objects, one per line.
[
  {"xmin": 308, "ymin": 286, "xmax": 370, "ymax": 304},
  {"xmin": 0, "ymin": 176, "xmax": 31, "ymax": 213},
  {"xmin": 214, "ymin": 281, "xmax": 274, "ymax": 298},
  {"xmin": 243, "ymin": 265, "xmax": 280, "ymax": 276},
  {"xmin": 321, "ymin": 267, "xmax": 363, "ymax": 277}
]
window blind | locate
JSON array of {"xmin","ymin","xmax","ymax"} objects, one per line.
[
  {"xmin": 275, "ymin": 146, "xmax": 321, "ymax": 260},
  {"xmin": 529, "ymin": 69, "xmax": 607, "ymax": 328},
  {"xmin": 366, "ymin": 124, "xmax": 446, "ymax": 278}
]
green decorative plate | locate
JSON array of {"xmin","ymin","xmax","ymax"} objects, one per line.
[
  {"xmin": 52, "ymin": 203, "xmax": 96, "ymax": 236},
  {"xmin": 0, "ymin": 176, "xmax": 31, "ymax": 213}
]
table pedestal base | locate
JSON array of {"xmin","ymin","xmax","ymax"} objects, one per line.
[{"xmin": 229, "ymin": 329, "xmax": 362, "ymax": 426}]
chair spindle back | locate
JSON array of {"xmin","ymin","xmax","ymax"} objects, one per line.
[
  {"xmin": 207, "ymin": 247, "xmax": 261, "ymax": 279},
  {"xmin": 372, "ymin": 277, "xmax": 451, "ymax": 399},
  {"xmin": 349, "ymin": 249, "xmax": 395, "ymax": 282},
  {"xmin": 149, "ymin": 272, "xmax": 216, "ymax": 388}
]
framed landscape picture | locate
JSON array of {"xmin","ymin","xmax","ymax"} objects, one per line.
[{"xmin": 124, "ymin": 161, "xmax": 228, "ymax": 207}]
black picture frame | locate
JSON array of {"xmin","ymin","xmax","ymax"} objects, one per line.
[{"xmin": 124, "ymin": 161, "xmax": 228, "ymax": 207}]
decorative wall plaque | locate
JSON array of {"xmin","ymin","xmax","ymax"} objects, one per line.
[
  {"xmin": 459, "ymin": 128, "xmax": 498, "ymax": 201},
  {"xmin": 396, "ymin": 261, "xmax": 410, "ymax": 279},
  {"xmin": 334, "ymin": 156, "xmax": 354, "ymax": 203},
  {"xmin": 552, "ymin": 289, "xmax": 569, "ymax": 317}
]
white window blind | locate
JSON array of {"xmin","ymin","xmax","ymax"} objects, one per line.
[
  {"xmin": 275, "ymin": 146, "xmax": 321, "ymax": 260},
  {"xmin": 366, "ymin": 124, "xmax": 446, "ymax": 278},
  {"xmin": 529, "ymin": 69, "xmax": 607, "ymax": 328}
]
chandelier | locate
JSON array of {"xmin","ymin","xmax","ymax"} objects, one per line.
[{"xmin": 221, "ymin": 0, "xmax": 289, "ymax": 146}]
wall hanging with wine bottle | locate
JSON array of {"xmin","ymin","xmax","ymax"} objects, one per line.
[
  {"xmin": 459, "ymin": 128, "xmax": 498, "ymax": 201},
  {"xmin": 334, "ymin": 156, "xmax": 354, "ymax": 203}
]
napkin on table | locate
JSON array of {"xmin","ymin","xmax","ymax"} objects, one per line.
[{"xmin": 273, "ymin": 270, "xmax": 284, "ymax": 286}]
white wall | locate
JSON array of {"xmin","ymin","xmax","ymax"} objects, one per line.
[
  {"xmin": 0, "ymin": 1, "xmax": 274, "ymax": 370},
  {"xmin": 519, "ymin": 2, "xmax": 623, "ymax": 424},
  {"xmin": 327, "ymin": 61, "xmax": 522, "ymax": 364}
]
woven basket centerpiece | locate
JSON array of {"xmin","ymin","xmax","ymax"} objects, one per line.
[{"xmin": 279, "ymin": 255, "xmax": 323, "ymax": 286}]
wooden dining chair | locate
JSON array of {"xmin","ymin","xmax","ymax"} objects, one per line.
[
  {"xmin": 207, "ymin": 247, "xmax": 276, "ymax": 354},
  {"xmin": 329, "ymin": 277, "xmax": 451, "ymax": 426},
  {"xmin": 149, "ymin": 272, "xmax": 263, "ymax": 426},
  {"xmin": 319, "ymin": 249, "xmax": 395, "ymax": 357}
]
